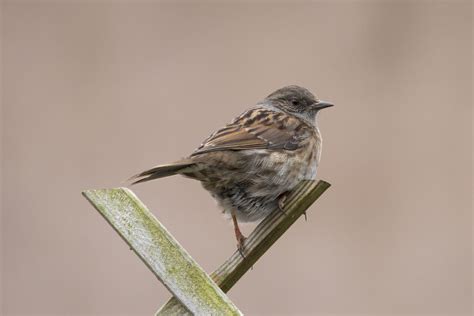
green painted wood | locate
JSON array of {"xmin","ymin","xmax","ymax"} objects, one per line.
[
  {"xmin": 156, "ymin": 180, "xmax": 331, "ymax": 315},
  {"xmin": 82, "ymin": 188, "xmax": 242, "ymax": 316}
]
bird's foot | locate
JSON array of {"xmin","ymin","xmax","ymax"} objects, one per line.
[
  {"xmin": 236, "ymin": 233, "xmax": 247, "ymax": 258},
  {"xmin": 278, "ymin": 193, "xmax": 288, "ymax": 214},
  {"xmin": 232, "ymin": 211, "xmax": 247, "ymax": 258}
]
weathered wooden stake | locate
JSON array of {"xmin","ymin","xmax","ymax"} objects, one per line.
[
  {"xmin": 82, "ymin": 179, "xmax": 330, "ymax": 315},
  {"xmin": 82, "ymin": 188, "xmax": 242, "ymax": 316},
  {"xmin": 156, "ymin": 180, "xmax": 330, "ymax": 315}
]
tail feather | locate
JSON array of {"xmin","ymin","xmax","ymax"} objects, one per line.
[{"xmin": 129, "ymin": 160, "xmax": 196, "ymax": 185}]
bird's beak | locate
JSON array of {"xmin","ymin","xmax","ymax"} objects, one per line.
[{"xmin": 313, "ymin": 100, "xmax": 334, "ymax": 110}]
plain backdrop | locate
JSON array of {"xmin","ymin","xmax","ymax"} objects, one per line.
[{"xmin": 1, "ymin": 1, "xmax": 472, "ymax": 316}]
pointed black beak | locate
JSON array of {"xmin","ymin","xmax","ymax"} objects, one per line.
[{"xmin": 313, "ymin": 100, "xmax": 334, "ymax": 110}]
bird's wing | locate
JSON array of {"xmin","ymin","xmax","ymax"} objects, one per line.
[{"xmin": 191, "ymin": 107, "xmax": 312, "ymax": 156}]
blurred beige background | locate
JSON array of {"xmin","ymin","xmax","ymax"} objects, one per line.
[{"xmin": 1, "ymin": 1, "xmax": 472, "ymax": 316}]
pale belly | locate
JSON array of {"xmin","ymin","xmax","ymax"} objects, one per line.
[{"xmin": 189, "ymin": 142, "xmax": 320, "ymax": 222}]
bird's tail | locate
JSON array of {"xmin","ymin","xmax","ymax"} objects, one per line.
[{"xmin": 128, "ymin": 159, "xmax": 196, "ymax": 185}]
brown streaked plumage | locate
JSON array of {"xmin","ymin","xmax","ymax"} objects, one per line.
[{"xmin": 130, "ymin": 85, "xmax": 333, "ymax": 251}]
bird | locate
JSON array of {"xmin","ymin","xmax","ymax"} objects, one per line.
[{"xmin": 129, "ymin": 85, "xmax": 333, "ymax": 252}]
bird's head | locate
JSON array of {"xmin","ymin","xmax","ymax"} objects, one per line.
[{"xmin": 264, "ymin": 85, "xmax": 333, "ymax": 121}]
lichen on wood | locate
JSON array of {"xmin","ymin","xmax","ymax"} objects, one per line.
[
  {"xmin": 82, "ymin": 188, "xmax": 242, "ymax": 316},
  {"xmin": 156, "ymin": 180, "xmax": 331, "ymax": 315}
]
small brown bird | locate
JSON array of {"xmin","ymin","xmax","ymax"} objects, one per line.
[{"xmin": 130, "ymin": 85, "xmax": 333, "ymax": 251}]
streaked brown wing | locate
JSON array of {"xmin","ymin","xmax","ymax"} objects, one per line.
[{"xmin": 191, "ymin": 107, "xmax": 311, "ymax": 156}]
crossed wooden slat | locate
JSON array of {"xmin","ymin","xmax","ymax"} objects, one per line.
[{"xmin": 82, "ymin": 180, "xmax": 330, "ymax": 315}]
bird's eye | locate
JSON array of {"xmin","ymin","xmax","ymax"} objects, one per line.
[{"xmin": 292, "ymin": 100, "xmax": 299, "ymax": 106}]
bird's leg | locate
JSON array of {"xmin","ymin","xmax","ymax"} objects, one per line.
[{"xmin": 231, "ymin": 210, "xmax": 246, "ymax": 257}]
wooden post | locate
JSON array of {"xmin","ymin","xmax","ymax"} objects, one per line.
[
  {"xmin": 83, "ymin": 189, "xmax": 242, "ymax": 315},
  {"xmin": 82, "ymin": 179, "xmax": 330, "ymax": 315},
  {"xmin": 156, "ymin": 180, "xmax": 331, "ymax": 315}
]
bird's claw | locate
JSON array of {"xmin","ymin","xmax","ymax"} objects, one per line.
[
  {"xmin": 237, "ymin": 235, "xmax": 247, "ymax": 258},
  {"xmin": 278, "ymin": 194, "xmax": 288, "ymax": 215}
]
